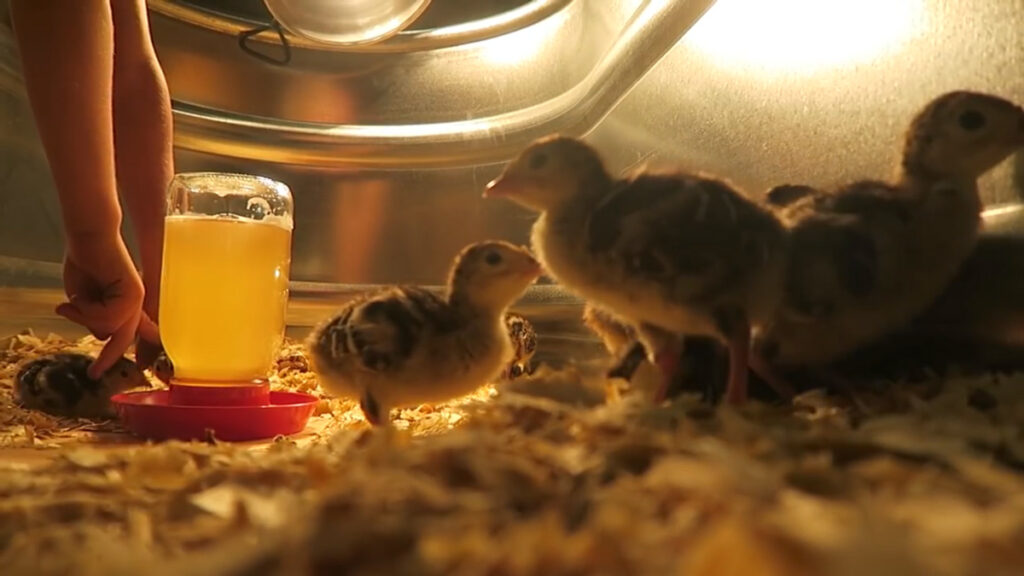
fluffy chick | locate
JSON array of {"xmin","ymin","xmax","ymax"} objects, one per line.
[
  {"xmin": 502, "ymin": 312, "xmax": 538, "ymax": 380},
  {"xmin": 756, "ymin": 90, "xmax": 1024, "ymax": 379},
  {"xmin": 306, "ymin": 241, "xmax": 542, "ymax": 426},
  {"xmin": 13, "ymin": 353, "xmax": 150, "ymax": 418},
  {"xmin": 485, "ymin": 136, "xmax": 790, "ymax": 405}
]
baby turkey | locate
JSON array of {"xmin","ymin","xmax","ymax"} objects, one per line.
[
  {"xmin": 306, "ymin": 240, "xmax": 542, "ymax": 426},
  {"xmin": 484, "ymin": 135, "xmax": 791, "ymax": 405},
  {"xmin": 14, "ymin": 353, "xmax": 150, "ymax": 418},
  {"xmin": 502, "ymin": 312, "xmax": 538, "ymax": 380},
  {"xmin": 755, "ymin": 90, "xmax": 1024, "ymax": 382}
]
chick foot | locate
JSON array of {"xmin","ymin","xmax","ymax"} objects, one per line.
[
  {"xmin": 607, "ymin": 341, "xmax": 647, "ymax": 381},
  {"xmin": 650, "ymin": 339, "xmax": 685, "ymax": 405},
  {"xmin": 748, "ymin": 351, "xmax": 798, "ymax": 402},
  {"xmin": 723, "ymin": 328, "xmax": 751, "ymax": 405}
]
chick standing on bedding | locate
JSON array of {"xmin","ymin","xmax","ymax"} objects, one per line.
[
  {"xmin": 13, "ymin": 353, "xmax": 150, "ymax": 418},
  {"xmin": 484, "ymin": 136, "xmax": 791, "ymax": 405},
  {"xmin": 502, "ymin": 312, "xmax": 538, "ymax": 380},
  {"xmin": 152, "ymin": 315, "xmax": 535, "ymax": 385},
  {"xmin": 307, "ymin": 241, "xmax": 542, "ymax": 426},
  {"xmin": 754, "ymin": 91, "xmax": 1024, "ymax": 385}
]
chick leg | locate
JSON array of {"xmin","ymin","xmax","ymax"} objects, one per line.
[
  {"xmin": 636, "ymin": 324, "xmax": 684, "ymax": 404},
  {"xmin": 713, "ymin": 308, "xmax": 758, "ymax": 406},
  {"xmin": 651, "ymin": 344, "xmax": 683, "ymax": 404},
  {"xmin": 723, "ymin": 329, "xmax": 750, "ymax": 405},
  {"xmin": 607, "ymin": 341, "xmax": 648, "ymax": 381},
  {"xmin": 359, "ymin": 389, "xmax": 389, "ymax": 427},
  {"xmin": 747, "ymin": 337, "xmax": 799, "ymax": 401}
]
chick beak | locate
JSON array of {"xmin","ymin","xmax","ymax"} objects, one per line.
[
  {"xmin": 483, "ymin": 174, "xmax": 519, "ymax": 199},
  {"xmin": 521, "ymin": 256, "xmax": 543, "ymax": 279}
]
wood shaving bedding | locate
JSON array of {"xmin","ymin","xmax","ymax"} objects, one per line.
[{"xmin": 2, "ymin": 330, "xmax": 1024, "ymax": 575}]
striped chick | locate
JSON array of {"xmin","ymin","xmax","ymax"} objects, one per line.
[
  {"xmin": 502, "ymin": 312, "xmax": 538, "ymax": 380},
  {"xmin": 306, "ymin": 241, "xmax": 542, "ymax": 426}
]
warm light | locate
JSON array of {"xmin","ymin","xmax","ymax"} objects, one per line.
[
  {"xmin": 478, "ymin": 9, "xmax": 560, "ymax": 66},
  {"xmin": 684, "ymin": 0, "xmax": 925, "ymax": 74}
]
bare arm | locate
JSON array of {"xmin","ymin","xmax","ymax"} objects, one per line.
[
  {"xmin": 9, "ymin": 0, "xmax": 122, "ymax": 243},
  {"xmin": 10, "ymin": 0, "xmax": 160, "ymax": 376},
  {"xmin": 110, "ymin": 0, "xmax": 173, "ymax": 362}
]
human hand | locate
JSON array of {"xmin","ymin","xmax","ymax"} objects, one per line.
[
  {"xmin": 134, "ymin": 265, "xmax": 163, "ymax": 372},
  {"xmin": 55, "ymin": 232, "xmax": 160, "ymax": 379}
]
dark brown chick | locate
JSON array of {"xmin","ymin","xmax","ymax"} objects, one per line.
[
  {"xmin": 754, "ymin": 90, "xmax": 1024, "ymax": 384},
  {"xmin": 14, "ymin": 353, "xmax": 150, "ymax": 419}
]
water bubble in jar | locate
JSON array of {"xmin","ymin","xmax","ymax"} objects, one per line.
[{"xmin": 247, "ymin": 197, "xmax": 272, "ymax": 220}]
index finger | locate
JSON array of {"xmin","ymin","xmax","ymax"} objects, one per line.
[{"xmin": 88, "ymin": 313, "xmax": 139, "ymax": 380}]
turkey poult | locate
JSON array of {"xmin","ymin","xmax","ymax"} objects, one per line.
[
  {"xmin": 13, "ymin": 353, "xmax": 150, "ymax": 418},
  {"xmin": 754, "ymin": 90, "xmax": 1024, "ymax": 388},
  {"xmin": 484, "ymin": 135, "xmax": 792, "ymax": 405},
  {"xmin": 502, "ymin": 312, "xmax": 538, "ymax": 380},
  {"xmin": 306, "ymin": 241, "xmax": 543, "ymax": 426}
]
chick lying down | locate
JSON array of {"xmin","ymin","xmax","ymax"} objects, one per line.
[{"xmin": 14, "ymin": 353, "xmax": 151, "ymax": 419}]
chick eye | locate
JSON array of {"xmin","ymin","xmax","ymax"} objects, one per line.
[
  {"xmin": 528, "ymin": 152, "xmax": 549, "ymax": 170},
  {"xmin": 485, "ymin": 251, "xmax": 503, "ymax": 266},
  {"xmin": 958, "ymin": 109, "xmax": 986, "ymax": 131}
]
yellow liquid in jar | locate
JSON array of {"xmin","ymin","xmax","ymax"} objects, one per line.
[{"xmin": 159, "ymin": 215, "xmax": 292, "ymax": 382}]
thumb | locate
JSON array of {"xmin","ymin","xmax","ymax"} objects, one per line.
[{"xmin": 55, "ymin": 302, "xmax": 111, "ymax": 340}]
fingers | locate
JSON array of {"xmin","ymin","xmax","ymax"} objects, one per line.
[
  {"xmin": 58, "ymin": 298, "xmax": 163, "ymax": 377},
  {"xmin": 55, "ymin": 301, "xmax": 85, "ymax": 324},
  {"xmin": 137, "ymin": 312, "xmax": 161, "ymax": 345},
  {"xmin": 135, "ymin": 339, "xmax": 163, "ymax": 371},
  {"xmin": 88, "ymin": 312, "xmax": 139, "ymax": 380},
  {"xmin": 69, "ymin": 294, "xmax": 133, "ymax": 333},
  {"xmin": 134, "ymin": 312, "xmax": 163, "ymax": 371},
  {"xmin": 55, "ymin": 302, "xmax": 112, "ymax": 340}
]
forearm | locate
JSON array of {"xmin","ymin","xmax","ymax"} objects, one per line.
[
  {"xmin": 112, "ymin": 0, "xmax": 173, "ymax": 281},
  {"xmin": 10, "ymin": 0, "xmax": 123, "ymax": 242},
  {"xmin": 113, "ymin": 60, "xmax": 172, "ymax": 280}
]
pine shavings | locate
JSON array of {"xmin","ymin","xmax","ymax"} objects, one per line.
[{"xmin": 1, "ymin": 330, "xmax": 1024, "ymax": 574}]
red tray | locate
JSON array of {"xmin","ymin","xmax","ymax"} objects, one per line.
[{"xmin": 111, "ymin": 389, "xmax": 318, "ymax": 442}]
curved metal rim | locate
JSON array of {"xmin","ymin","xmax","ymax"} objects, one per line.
[
  {"xmin": 264, "ymin": 0, "xmax": 435, "ymax": 47},
  {"xmin": 147, "ymin": 0, "xmax": 572, "ymax": 53},
  {"xmin": 167, "ymin": 0, "xmax": 721, "ymax": 169}
]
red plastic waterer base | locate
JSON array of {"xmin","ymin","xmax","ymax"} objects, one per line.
[{"xmin": 111, "ymin": 380, "xmax": 318, "ymax": 442}]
